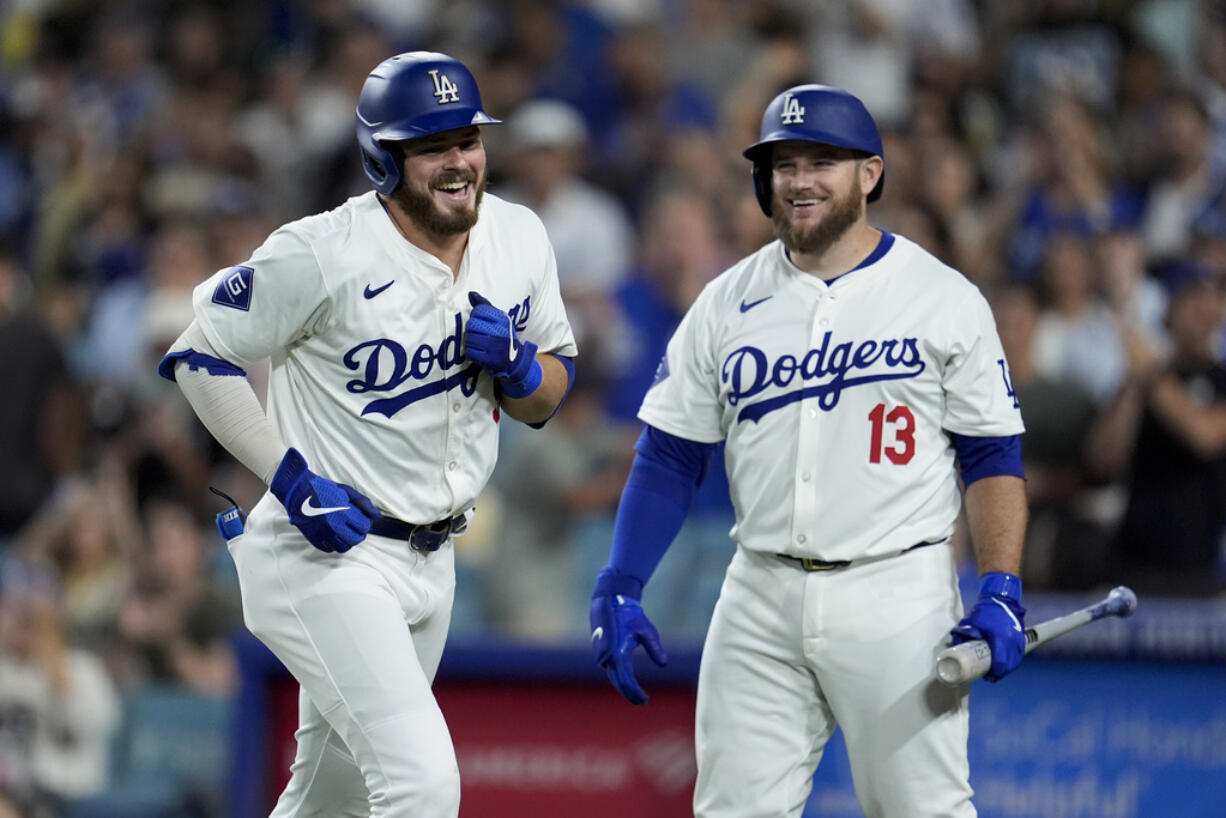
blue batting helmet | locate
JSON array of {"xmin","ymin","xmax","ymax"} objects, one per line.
[
  {"xmin": 743, "ymin": 84, "xmax": 884, "ymax": 216},
  {"xmin": 355, "ymin": 52, "xmax": 501, "ymax": 195}
]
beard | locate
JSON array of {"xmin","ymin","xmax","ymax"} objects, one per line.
[
  {"xmin": 391, "ymin": 169, "xmax": 486, "ymax": 236},
  {"xmin": 771, "ymin": 180, "xmax": 864, "ymax": 256}
]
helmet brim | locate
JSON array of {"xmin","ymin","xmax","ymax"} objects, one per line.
[{"xmin": 363, "ymin": 108, "xmax": 501, "ymax": 145}]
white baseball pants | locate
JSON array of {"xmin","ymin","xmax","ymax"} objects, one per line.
[
  {"xmin": 694, "ymin": 542, "xmax": 974, "ymax": 818},
  {"xmin": 227, "ymin": 494, "xmax": 459, "ymax": 818}
]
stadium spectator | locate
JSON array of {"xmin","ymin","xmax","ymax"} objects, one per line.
[
  {"xmin": 498, "ymin": 97, "xmax": 634, "ymax": 354},
  {"xmin": 1089, "ymin": 263, "xmax": 1226, "ymax": 596},
  {"xmin": 1032, "ymin": 232, "xmax": 1129, "ymax": 405},
  {"xmin": 0, "ymin": 241, "xmax": 82, "ymax": 542},
  {"xmin": 991, "ymin": 282, "xmax": 1110, "ymax": 590},
  {"xmin": 14, "ymin": 459, "xmax": 138, "ymax": 657},
  {"xmin": 484, "ymin": 360, "xmax": 631, "ymax": 639},
  {"xmin": 0, "ymin": 558, "xmax": 120, "ymax": 817},
  {"xmin": 1140, "ymin": 88, "xmax": 1226, "ymax": 264},
  {"xmin": 113, "ymin": 499, "xmax": 240, "ymax": 697},
  {"xmin": 1005, "ymin": 94, "xmax": 1143, "ymax": 279}
]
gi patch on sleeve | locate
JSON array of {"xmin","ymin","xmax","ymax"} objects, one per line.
[
  {"xmin": 651, "ymin": 354, "xmax": 670, "ymax": 386},
  {"xmin": 212, "ymin": 265, "xmax": 254, "ymax": 311}
]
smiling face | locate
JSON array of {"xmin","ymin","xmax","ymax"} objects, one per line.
[
  {"xmin": 390, "ymin": 125, "xmax": 488, "ymax": 236},
  {"xmin": 769, "ymin": 142, "xmax": 879, "ymax": 256}
]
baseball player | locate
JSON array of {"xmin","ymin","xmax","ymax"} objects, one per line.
[
  {"xmin": 588, "ymin": 84, "xmax": 1028, "ymax": 817},
  {"xmin": 158, "ymin": 53, "xmax": 577, "ymax": 817}
]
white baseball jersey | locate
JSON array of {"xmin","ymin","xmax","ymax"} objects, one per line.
[
  {"xmin": 640, "ymin": 233, "xmax": 1023, "ymax": 562},
  {"xmin": 186, "ymin": 190, "xmax": 577, "ymax": 523}
]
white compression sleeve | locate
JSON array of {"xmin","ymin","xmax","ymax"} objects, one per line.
[{"xmin": 169, "ymin": 324, "xmax": 286, "ymax": 485}]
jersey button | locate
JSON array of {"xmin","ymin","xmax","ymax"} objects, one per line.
[
  {"xmin": 448, "ymin": 461, "xmax": 457, "ymax": 471},
  {"xmin": 820, "ymin": 318, "xmax": 830, "ymax": 327},
  {"xmin": 808, "ymin": 409, "xmax": 817, "ymax": 419},
  {"xmin": 452, "ymin": 402, "xmax": 462, "ymax": 412},
  {"xmin": 797, "ymin": 534, "xmax": 807, "ymax": 544},
  {"xmin": 802, "ymin": 472, "xmax": 811, "ymax": 481}
]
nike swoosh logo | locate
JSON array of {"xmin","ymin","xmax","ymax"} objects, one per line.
[
  {"xmin": 364, "ymin": 281, "xmax": 394, "ymax": 299},
  {"xmin": 301, "ymin": 498, "xmax": 349, "ymax": 517},
  {"xmin": 740, "ymin": 296, "xmax": 772, "ymax": 313},
  {"xmin": 591, "ymin": 627, "xmax": 604, "ymax": 641},
  {"xmin": 991, "ymin": 598, "xmax": 1023, "ymax": 632}
]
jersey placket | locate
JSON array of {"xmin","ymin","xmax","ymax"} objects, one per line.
[
  {"xmin": 791, "ymin": 282, "xmax": 835, "ymax": 554},
  {"xmin": 439, "ymin": 255, "xmax": 472, "ymax": 513}
]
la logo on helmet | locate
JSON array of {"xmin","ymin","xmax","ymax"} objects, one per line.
[
  {"xmin": 781, "ymin": 93, "xmax": 805, "ymax": 125},
  {"xmin": 428, "ymin": 69, "xmax": 460, "ymax": 103}
]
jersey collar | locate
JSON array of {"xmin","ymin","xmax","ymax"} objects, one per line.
[{"xmin": 779, "ymin": 230, "xmax": 895, "ymax": 286}]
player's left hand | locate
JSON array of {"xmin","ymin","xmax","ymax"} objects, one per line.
[
  {"xmin": 464, "ymin": 291, "xmax": 542, "ymax": 398},
  {"xmin": 590, "ymin": 581, "xmax": 669, "ymax": 705},
  {"xmin": 949, "ymin": 571, "xmax": 1027, "ymax": 682}
]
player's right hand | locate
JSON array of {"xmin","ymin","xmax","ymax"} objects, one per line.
[
  {"xmin": 270, "ymin": 448, "xmax": 382, "ymax": 553},
  {"xmin": 590, "ymin": 575, "xmax": 669, "ymax": 705},
  {"xmin": 949, "ymin": 571, "xmax": 1027, "ymax": 682}
]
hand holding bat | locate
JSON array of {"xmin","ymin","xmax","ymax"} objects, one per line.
[{"xmin": 936, "ymin": 586, "xmax": 1138, "ymax": 685}]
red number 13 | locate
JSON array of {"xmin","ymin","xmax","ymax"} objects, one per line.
[{"xmin": 868, "ymin": 403, "xmax": 915, "ymax": 464}]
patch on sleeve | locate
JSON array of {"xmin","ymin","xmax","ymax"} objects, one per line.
[
  {"xmin": 211, "ymin": 265, "xmax": 254, "ymax": 311},
  {"xmin": 650, "ymin": 354, "xmax": 670, "ymax": 387}
]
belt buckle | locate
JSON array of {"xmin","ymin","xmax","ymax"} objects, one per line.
[
  {"xmin": 409, "ymin": 520, "xmax": 450, "ymax": 553},
  {"xmin": 800, "ymin": 557, "xmax": 839, "ymax": 571},
  {"xmin": 408, "ymin": 515, "xmax": 465, "ymax": 553}
]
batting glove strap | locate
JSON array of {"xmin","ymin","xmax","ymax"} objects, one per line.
[
  {"xmin": 496, "ymin": 340, "xmax": 542, "ymax": 399},
  {"xmin": 978, "ymin": 571, "xmax": 1023, "ymax": 601},
  {"xmin": 271, "ymin": 448, "xmax": 381, "ymax": 554},
  {"xmin": 592, "ymin": 568, "xmax": 644, "ymax": 601}
]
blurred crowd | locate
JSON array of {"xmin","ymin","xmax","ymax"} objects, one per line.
[{"xmin": 2, "ymin": 0, "xmax": 1226, "ymax": 813}]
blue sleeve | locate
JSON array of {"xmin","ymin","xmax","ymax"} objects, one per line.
[
  {"xmin": 157, "ymin": 349, "xmax": 247, "ymax": 381},
  {"xmin": 593, "ymin": 425, "xmax": 718, "ymax": 599},
  {"xmin": 951, "ymin": 433, "xmax": 1025, "ymax": 485}
]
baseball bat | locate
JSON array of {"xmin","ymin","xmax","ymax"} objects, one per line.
[{"xmin": 935, "ymin": 585, "xmax": 1138, "ymax": 685}]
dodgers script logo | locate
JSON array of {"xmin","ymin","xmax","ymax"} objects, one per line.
[
  {"xmin": 723, "ymin": 332, "xmax": 925, "ymax": 423},
  {"xmin": 344, "ymin": 298, "xmax": 532, "ymax": 418}
]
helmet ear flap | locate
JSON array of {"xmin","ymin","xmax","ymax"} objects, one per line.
[
  {"xmin": 751, "ymin": 161, "xmax": 772, "ymax": 217},
  {"xmin": 360, "ymin": 143, "xmax": 401, "ymax": 195}
]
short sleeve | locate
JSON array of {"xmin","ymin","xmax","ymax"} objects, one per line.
[
  {"xmin": 637, "ymin": 291, "xmax": 726, "ymax": 443},
  {"xmin": 941, "ymin": 288, "xmax": 1026, "ymax": 436},
  {"xmin": 522, "ymin": 222, "xmax": 579, "ymax": 359},
  {"xmin": 190, "ymin": 227, "xmax": 330, "ymax": 368}
]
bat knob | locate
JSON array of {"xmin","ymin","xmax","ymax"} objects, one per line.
[
  {"xmin": 1109, "ymin": 586, "xmax": 1138, "ymax": 617},
  {"xmin": 935, "ymin": 654, "xmax": 964, "ymax": 685}
]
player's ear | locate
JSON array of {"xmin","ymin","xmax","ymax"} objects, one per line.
[{"xmin": 859, "ymin": 156, "xmax": 884, "ymax": 198}]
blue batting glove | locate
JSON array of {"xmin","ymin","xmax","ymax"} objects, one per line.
[
  {"xmin": 270, "ymin": 448, "xmax": 381, "ymax": 554},
  {"xmin": 950, "ymin": 572, "xmax": 1027, "ymax": 682},
  {"xmin": 464, "ymin": 291, "xmax": 542, "ymax": 398},
  {"xmin": 589, "ymin": 569, "xmax": 668, "ymax": 705}
]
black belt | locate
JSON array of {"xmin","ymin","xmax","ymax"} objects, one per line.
[
  {"xmin": 369, "ymin": 513, "xmax": 468, "ymax": 553},
  {"xmin": 776, "ymin": 539, "xmax": 945, "ymax": 572}
]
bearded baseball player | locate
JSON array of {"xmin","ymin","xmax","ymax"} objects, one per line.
[
  {"xmin": 589, "ymin": 84, "xmax": 1028, "ymax": 817},
  {"xmin": 158, "ymin": 53, "xmax": 576, "ymax": 817}
]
